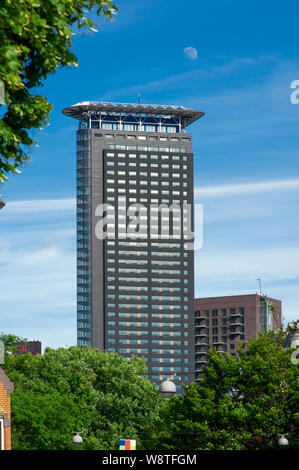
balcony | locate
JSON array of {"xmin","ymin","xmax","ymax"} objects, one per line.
[
  {"xmin": 195, "ymin": 311, "xmax": 209, "ymax": 319},
  {"xmin": 195, "ymin": 329, "xmax": 208, "ymax": 337},
  {"xmin": 212, "ymin": 339, "xmax": 225, "ymax": 345},
  {"xmin": 198, "ymin": 349, "xmax": 208, "ymax": 354},
  {"xmin": 195, "ymin": 338, "xmax": 208, "ymax": 345},
  {"xmin": 195, "ymin": 319, "xmax": 209, "ymax": 327},
  {"xmin": 196, "ymin": 358, "xmax": 208, "ymax": 364},
  {"xmin": 230, "ymin": 311, "xmax": 242, "ymax": 317},
  {"xmin": 229, "ymin": 331, "xmax": 242, "ymax": 336},
  {"xmin": 230, "ymin": 320, "xmax": 243, "ymax": 326}
]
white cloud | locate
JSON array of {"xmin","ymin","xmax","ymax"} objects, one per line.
[
  {"xmin": 2, "ymin": 198, "xmax": 76, "ymax": 214},
  {"xmin": 195, "ymin": 245, "xmax": 299, "ymax": 280},
  {"xmin": 194, "ymin": 245, "xmax": 299, "ymax": 324},
  {"xmin": 104, "ymin": 54, "xmax": 277, "ymax": 98},
  {"xmin": 14, "ymin": 246, "xmax": 61, "ymax": 266},
  {"xmin": 1, "ymin": 173, "xmax": 298, "ymax": 346},
  {"xmin": 0, "ymin": 239, "xmax": 76, "ymax": 349},
  {"xmin": 192, "ymin": 177, "xmax": 299, "ymax": 324},
  {"xmin": 3, "ymin": 177, "xmax": 298, "ymax": 217},
  {"xmin": 195, "ymin": 178, "xmax": 299, "ymax": 199}
]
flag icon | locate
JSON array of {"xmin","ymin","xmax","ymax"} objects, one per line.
[{"xmin": 119, "ymin": 439, "xmax": 136, "ymax": 450}]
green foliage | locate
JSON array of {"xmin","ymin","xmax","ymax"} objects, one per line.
[
  {"xmin": 152, "ymin": 328, "xmax": 299, "ymax": 450},
  {"xmin": 287, "ymin": 320, "xmax": 299, "ymax": 335},
  {"xmin": 3, "ymin": 346, "xmax": 162, "ymax": 450},
  {"xmin": 3, "ymin": 329, "xmax": 298, "ymax": 450},
  {"xmin": 0, "ymin": 332, "xmax": 28, "ymax": 354},
  {"xmin": 0, "ymin": 0, "xmax": 117, "ymax": 184}
]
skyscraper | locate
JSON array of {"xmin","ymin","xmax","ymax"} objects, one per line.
[{"xmin": 63, "ymin": 101, "xmax": 204, "ymax": 389}]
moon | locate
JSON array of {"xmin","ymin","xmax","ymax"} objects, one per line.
[{"xmin": 183, "ymin": 47, "xmax": 198, "ymax": 60}]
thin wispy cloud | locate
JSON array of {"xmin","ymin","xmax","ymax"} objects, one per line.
[
  {"xmin": 2, "ymin": 198, "xmax": 76, "ymax": 214},
  {"xmin": 0, "ymin": 240, "xmax": 76, "ymax": 348},
  {"xmin": 195, "ymin": 245, "xmax": 299, "ymax": 280},
  {"xmin": 195, "ymin": 178, "xmax": 299, "ymax": 199},
  {"xmin": 1, "ymin": 177, "xmax": 298, "ymax": 216},
  {"xmin": 194, "ymin": 245, "xmax": 299, "ymax": 324},
  {"xmin": 103, "ymin": 54, "xmax": 278, "ymax": 99}
]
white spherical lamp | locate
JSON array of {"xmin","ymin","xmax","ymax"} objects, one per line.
[{"xmin": 159, "ymin": 379, "xmax": 176, "ymax": 398}]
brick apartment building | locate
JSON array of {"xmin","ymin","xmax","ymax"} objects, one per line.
[
  {"xmin": 194, "ymin": 293, "xmax": 282, "ymax": 381},
  {"xmin": 0, "ymin": 368, "xmax": 13, "ymax": 450},
  {"xmin": 14, "ymin": 341, "xmax": 41, "ymax": 356}
]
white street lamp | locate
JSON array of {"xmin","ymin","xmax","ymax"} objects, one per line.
[
  {"xmin": 278, "ymin": 434, "xmax": 289, "ymax": 447},
  {"xmin": 72, "ymin": 431, "xmax": 83, "ymax": 446},
  {"xmin": 159, "ymin": 376, "xmax": 177, "ymax": 398}
]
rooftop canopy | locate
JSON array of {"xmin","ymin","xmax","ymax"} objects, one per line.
[{"xmin": 62, "ymin": 101, "xmax": 204, "ymax": 129}]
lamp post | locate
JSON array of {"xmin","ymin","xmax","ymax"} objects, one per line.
[
  {"xmin": 71, "ymin": 376, "xmax": 178, "ymax": 449},
  {"xmin": 71, "ymin": 375, "xmax": 178, "ymax": 447},
  {"xmin": 159, "ymin": 376, "xmax": 177, "ymax": 398},
  {"xmin": 278, "ymin": 434, "xmax": 289, "ymax": 447},
  {"xmin": 72, "ymin": 431, "xmax": 83, "ymax": 446}
]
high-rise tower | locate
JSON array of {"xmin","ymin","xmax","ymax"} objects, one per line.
[{"xmin": 63, "ymin": 102, "xmax": 204, "ymax": 390}]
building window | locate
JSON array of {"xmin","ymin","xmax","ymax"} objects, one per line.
[
  {"xmin": 102, "ymin": 123, "xmax": 113, "ymax": 130},
  {"xmin": 144, "ymin": 125, "xmax": 156, "ymax": 132},
  {"xmin": 123, "ymin": 124, "xmax": 136, "ymax": 131}
]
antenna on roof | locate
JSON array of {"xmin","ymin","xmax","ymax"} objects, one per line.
[
  {"xmin": 257, "ymin": 278, "xmax": 262, "ymax": 296},
  {"xmin": 137, "ymin": 93, "xmax": 141, "ymax": 104}
]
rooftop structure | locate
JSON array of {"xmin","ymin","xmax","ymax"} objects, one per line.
[{"xmin": 63, "ymin": 101, "xmax": 204, "ymax": 132}]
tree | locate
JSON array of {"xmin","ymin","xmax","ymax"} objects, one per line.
[
  {"xmin": 3, "ymin": 346, "xmax": 162, "ymax": 450},
  {"xmin": 152, "ymin": 328, "xmax": 299, "ymax": 450},
  {"xmin": 0, "ymin": 332, "xmax": 28, "ymax": 354},
  {"xmin": 0, "ymin": 0, "xmax": 117, "ymax": 184}
]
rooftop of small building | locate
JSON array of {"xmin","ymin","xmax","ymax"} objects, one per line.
[
  {"xmin": 194, "ymin": 293, "xmax": 282, "ymax": 302},
  {"xmin": 62, "ymin": 101, "xmax": 204, "ymax": 128}
]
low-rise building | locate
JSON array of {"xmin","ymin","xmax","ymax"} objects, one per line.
[
  {"xmin": 0, "ymin": 341, "xmax": 13, "ymax": 450},
  {"xmin": 194, "ymin": 293, "xmax": 282, "ymax": 381},
  {"xmin": 14, "ymin": 340, "xmax": 41, "ymax": 356}
]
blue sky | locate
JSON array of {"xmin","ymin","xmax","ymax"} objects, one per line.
[{"xmin": 1, "ymin": 0, "xmax": 299, "ymax": 349}]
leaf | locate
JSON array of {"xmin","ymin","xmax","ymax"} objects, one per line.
[{"xmin": 0, "ymin": 0, "xmax": 118, "ymax": 184}]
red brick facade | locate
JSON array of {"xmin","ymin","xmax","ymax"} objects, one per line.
[
  {"xmin": 0, "ymin": 368, "xmax": 14, "ymax": 450},
  {"xmin": 194, "ymin": 294, "xmax": 282, "ymax": 380},
  {"xmin": 14, "ymin": 341, "xmax": 41, "ymax": 356}
]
